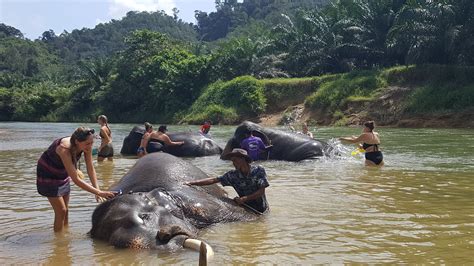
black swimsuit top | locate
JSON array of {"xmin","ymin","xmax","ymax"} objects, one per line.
[{"xmin": 362, "ymin": 143, "xmax": 379, "ymax": 151}]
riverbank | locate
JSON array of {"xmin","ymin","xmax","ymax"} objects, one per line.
[{"xmin": 255, "ymin": 65, "xmax": 474, "ymax": 128}]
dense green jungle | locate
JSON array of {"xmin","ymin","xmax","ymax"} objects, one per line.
[{"xmin": 1, "ymin": 0, "xmax": 473, "ymax": 127}]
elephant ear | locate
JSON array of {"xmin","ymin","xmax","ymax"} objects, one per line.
[{"xmin": 252, "ymin": 130, "xmax": 271, "ymax": 145}]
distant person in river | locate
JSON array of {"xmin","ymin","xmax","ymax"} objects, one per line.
[
  {"xmin": 137, "ymin": 122, "xmax": 154, "ymax": 158},
  {"xmin": 97, "ymin": 115, "xmax": 113, "ymax": 161},
  {"xmin": 185, "ymin": 148, "xmax": 269, "ymax": 214},
  {"xmin": 200, "ymin": 120, "xmax": 211, "ymax": 137},
  {"xmin": 302, "ymin": 122, "xmax": 313, "ymax": 138},
  {"xmin": 339, "ymin": 121, "xmax": 384, "ymax": 166},
  {"xmin": 36, "ymin": 127, "xmax": 117, "ymax": 232},
  {"xmin": 240, "ymin": 129, "xmax": 272, "ymax": 161}
]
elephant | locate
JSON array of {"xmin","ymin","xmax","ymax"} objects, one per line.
[
  {"xmin": 222, "ymin": 121, "xmax": 331, "ymax": 162},
  {"xmin": 120, "ymin": 126, "xmax": 222, "ymax": 157},
  {"xmin": 90, "ymin": 152, "xmax": 259, "ymax": 255}
]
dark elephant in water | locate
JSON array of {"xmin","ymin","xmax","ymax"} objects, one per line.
[
  {"xmin": 90, "ymin": 152, "xmax": 258, "ymax": 257},
  {"xmin": 120, "ymin": 126, "xmax": 222, "ymax": 157},
  {"xmin": 222, "ymin": 121, "xmax": 331, "ymax": 162}
]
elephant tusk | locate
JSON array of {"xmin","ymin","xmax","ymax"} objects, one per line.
[{"xmin": 183, "ymin": 238, "xmax": 214, "ymax": 265}]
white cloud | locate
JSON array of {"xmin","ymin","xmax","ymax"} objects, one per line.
[{"xmin": 108, "ymin": 0, "xmax": 176, "ymax": 19}]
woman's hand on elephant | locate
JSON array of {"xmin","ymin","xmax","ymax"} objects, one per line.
[
  {"xmin": 95, "ymin": 195, "xmax": 105, "ymax": 203},
  {"xmin": 96, "ymin": 190, "xmax": 116, "ymax": 202}
]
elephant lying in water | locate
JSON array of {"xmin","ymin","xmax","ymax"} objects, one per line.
[
  {"xmin": 222, "ymin": 121, "xmax": 331, "ymax": 162},
  {"xmin": 120, "ymin": 126, "xmax": 222, "ymax": 157},
  {"xmin": 90, "ymin": 152, "xmax": 258, "ymax": 254}
]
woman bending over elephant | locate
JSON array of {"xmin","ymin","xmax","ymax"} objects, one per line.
[
  {"xmin": 146, "ymin": 125, "xmax": 184, "ymax": 153},
  {"xmin": 97, "ymin": 115, "xmax": 113, "ymax": 161},
  {"xmin": 36, "ymin": 127, "xmax": 117, "ymax": 232},
  {"xmin": 339, "ymin": 121, "xmax": 384, "ymax": 166},
  {"xmin": 137, "ymin": 122, "xmax": 154, "ymax": 158}
]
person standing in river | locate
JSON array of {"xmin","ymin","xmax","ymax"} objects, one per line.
[
  {"xmin": 339, "ymin": 121, "xmax": 384, "ymax": 166},
  {"xmin": 97, "ymin": 115, "xmax": 113, "ymax": 161},
  {"xmin": 185, "ymin": 148, "xmax": 270, "ymax": 214},
  {"xmin": 36, "ymin": 127, "xmax": 117, "ymax": 232}
]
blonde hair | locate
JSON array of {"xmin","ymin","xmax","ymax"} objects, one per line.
[{"xmin": 98, "ymin": 115, "xmax": 111, "ymax": 136}]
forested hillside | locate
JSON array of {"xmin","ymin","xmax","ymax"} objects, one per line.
[{"xmin": 1, "ymin": 0, "xmax": 473, "ymax": 126}]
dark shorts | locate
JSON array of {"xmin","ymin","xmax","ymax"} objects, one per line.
[
  {"xmin": 137, "ymin": 147, "xmax": 145, "ymax": 154},
  {"xmin": 98, "ymin": 143, "xmax": 114, "ymax": 158},
  {"xmin": 365, "ymin": 151, "xmax": 383, "ymax": 165},
  {"xmin": 37, "ymin": 177, "xmax": 71, "ymax": 197}
]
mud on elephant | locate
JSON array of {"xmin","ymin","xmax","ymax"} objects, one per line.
[
  {"xmin": 222, "ymin": 121, "xmax": 331, "ymax": 162},
  {"xmin": 120, "ymin": 126, "xmax": 222, "ymax": 157},
  {"xmin": 90, "ymin": 153, "xmax": 259, "ymax": 255}
]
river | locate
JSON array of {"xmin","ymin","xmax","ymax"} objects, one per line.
[{"xmin": 0, "ymin": 122, "xmax": 473, "ymax": 264}]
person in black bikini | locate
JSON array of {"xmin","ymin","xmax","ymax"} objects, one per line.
[
  {"xmin": 97, "ymin": 115, "xmax": 113, "ymax": 161},
  {"xmin": 339, "ymin": 121, "xmax": 384, "ymax": 166}
]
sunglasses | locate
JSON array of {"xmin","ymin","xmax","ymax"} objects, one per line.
[{"xmin": 74, "ymin": 128, "xmax": 95, "ymax": 141}]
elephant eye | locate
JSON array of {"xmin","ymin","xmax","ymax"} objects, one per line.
[{"xmin": 138, "ymin": 213, "xmax": 151, "ymax": 221}]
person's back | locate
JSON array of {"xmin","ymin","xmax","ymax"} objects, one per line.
[{"xmin": 240, "ymin": 134, "xmax": 266, "ymax": 161}]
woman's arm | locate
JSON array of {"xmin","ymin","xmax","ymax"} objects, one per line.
[
  {"xmin": 339, "ymin": 134, "xmax": 366, "ymax": 144},
  {"xmin": 162, "ymin": 134, "xmax": 184, "ymax": 146},
  {"xmin": 57, "ymin": 146, "xmax": 114, "ymax": 200}
]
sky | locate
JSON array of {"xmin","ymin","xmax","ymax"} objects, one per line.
[{"xmin": 0, "ymin": 0, "xmax": 216, "ymax": 39}]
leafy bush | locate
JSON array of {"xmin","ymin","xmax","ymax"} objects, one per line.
[
  {"xmin": 186, "ymin": 76, "xmax": 266, "ymax": 123},
  {"xmin": 406, "ymin": 84, "xmax": 474, "ymax": 113},
  {"xmin": 181, "ymin": 104, "xmax": 239, "ymax": 124},
  {"xmin": 305, "ymin": 70, "xmax": 383, "ymax": 110},
  {"xmin": 261, "ymin": 76, "xmax": 336, "ymax": 112}
]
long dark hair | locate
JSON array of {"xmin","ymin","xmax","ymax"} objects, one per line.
[
  {"xmin": 364, "ymin": 121, "xmax": 375, "ymax": 132},
  {"xmin": 98, "ymin": 115, "xmax": 111, "ymax": 137},
  {"xmin": 70, "ymin": 127, "xmax": 95, "ymax": 167}
]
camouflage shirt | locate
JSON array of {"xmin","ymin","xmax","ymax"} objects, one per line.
[{"xmin": 218, "ymin": 165, "xmax": 269, "ymax": 213}]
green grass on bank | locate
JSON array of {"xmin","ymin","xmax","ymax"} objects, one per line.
[{"xmin": 182, "ymin": 64, "xmax": 474, "ymax": 124}]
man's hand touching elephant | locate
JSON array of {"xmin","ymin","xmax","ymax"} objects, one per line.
[{"xmin": 234, "ymin": 196, "xmax": 247, "ymax": 205}]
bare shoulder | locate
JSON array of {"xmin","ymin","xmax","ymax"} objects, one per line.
[{"xmin": 57, "ymin": 138, "xmax": 71, "ymax": 156}]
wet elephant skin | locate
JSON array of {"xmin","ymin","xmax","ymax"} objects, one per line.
[
  {"xmin": 222, "ymin": 121, "xmax": 330, "ymax": 162},
  {"xmin": 120, "ymin": 126, "xmax": 222, "ymax": 157},
  {"xmin": 90, "ymin": 152, "xmax": 258, "ymax": 249}
]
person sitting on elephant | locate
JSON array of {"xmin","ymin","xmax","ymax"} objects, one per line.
[
  {"xmin": 240, "ymin": 129, "xmax": 272, "ymax": 161},
  {"xmin": 146, "ymin": 125, "xmax": 184, "ymax": 153},
  {"xmin": 185, "ymin": 148, "xmax": 269, "ymax": 213},
  {"xmin": 137, "ymin": 122, "xmax": 153, "ymax": 158},
  {"xmin": 36, "ymin": 127, "xmax": 117, "ymax": 232}
]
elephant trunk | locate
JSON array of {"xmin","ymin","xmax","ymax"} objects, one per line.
[{"xmin": 183, "ymin": 238, "xmax": 214, "ymax": 265}]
